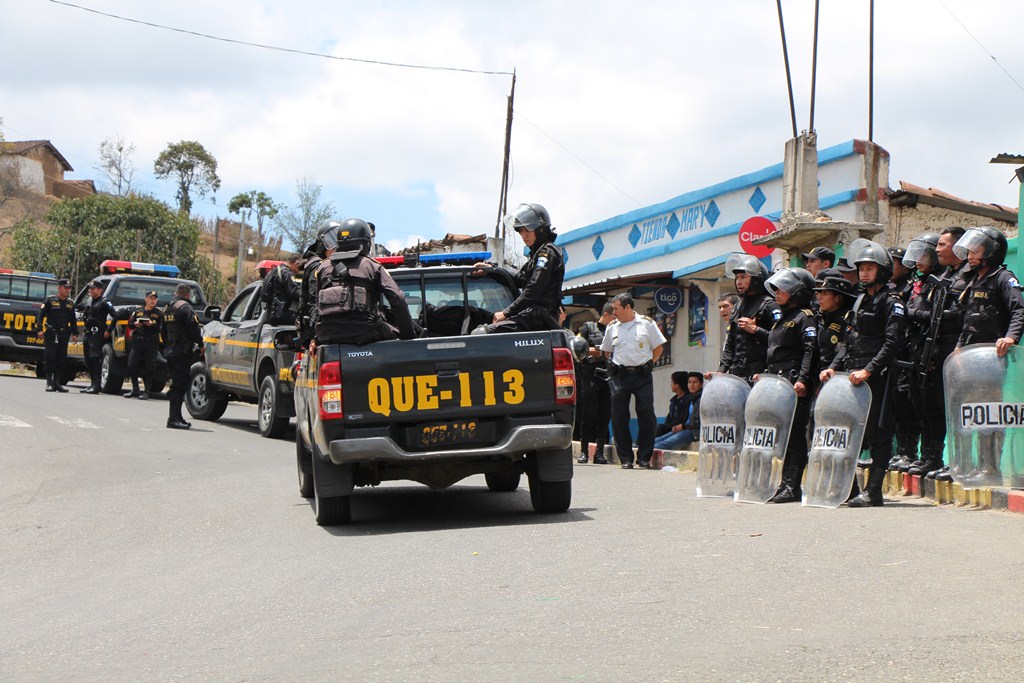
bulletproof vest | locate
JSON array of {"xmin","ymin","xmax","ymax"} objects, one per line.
[
  {"xmin": 84, "ymin": 297, "xmax": 109, "ymax": 329},
  {"xmin": 846, "ymin": 289, "xmax": 891, "ymax": 361},
  {"xmin": 163, "ymin": 300, "xmax": 186, "ymax": 347},
  {"xmin": 766, "ymin": 307, "xmax": 812, "ymax": 374},
  {"xmin": 938, "ymin": 266, "xmax": 968, "ymax": 338},
  {"xmin": 525, "ymin": 243, "xmax": 565, "ymax": 316},
  {"xmin": 727, "ymin": 293, "xmax": 774, "ymax": 373},
  {"xmin": 817, "ymin": 309, "xmax": 848, "ymax": 368},
  {"xmin": 960, "ymin": 266, "xmax": 1012, "ymax": 345},
  {"xmin": 317, "ymin": 257, "xmax": 381, "ymax": 320},
  {"xmin": 579, "ymin": 321, "xmax": 607, "ymax": 365}
]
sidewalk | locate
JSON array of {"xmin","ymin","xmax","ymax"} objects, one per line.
[{"xmin": 572, "ymin": 441, "xmax": 1024, "ymax": 514}]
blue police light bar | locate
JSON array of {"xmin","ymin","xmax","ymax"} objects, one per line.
[
  {"xmin": 418, "ymin": 251, "xmax": 491, "ymax": 265},
  {"xmin": 100, "ymin": 260, "xmax": 181, "ymax": 277}
]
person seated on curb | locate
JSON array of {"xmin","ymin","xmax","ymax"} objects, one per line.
[
  {"xmin": 656, "ymin": 370, "xmax": 692, "ymax": 437},
  {"xmin": 653, "ymin": 373, "xmax": 703, "ymax": 451}
]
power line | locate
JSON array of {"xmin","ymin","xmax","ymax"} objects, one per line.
[
  {"xmin": 47, "ymin": 0, "xmax": 514, "ymax": 77},
  {"xmin": 937, "ymin": 0, "xmax": 1024, "ymax": 96},
  {"xmin": 513, "ymin": 111, "xmax": 644, "ymax": 208}
]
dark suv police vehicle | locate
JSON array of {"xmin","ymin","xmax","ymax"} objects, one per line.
[{"xmin": 0, "ymin": 268, "xmax": 62, "ymax": 377}]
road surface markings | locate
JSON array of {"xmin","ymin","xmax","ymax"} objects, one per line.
[
  {"xmin": 46, "ymin": 416, "xmax": 102, "ymax": 429},
  {"xmin": 0, "ymin": 414, "xmax": 32, "ymax": 428}
]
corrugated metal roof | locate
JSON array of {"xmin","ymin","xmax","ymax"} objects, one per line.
[{"xmin": 888, "ymin": 181, "xmax": 1017, "ymax": 221}]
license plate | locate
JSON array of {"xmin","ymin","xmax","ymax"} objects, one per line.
[{"xmin": 417, "ymin": 420, "xmax": 485, "ymax": 447}]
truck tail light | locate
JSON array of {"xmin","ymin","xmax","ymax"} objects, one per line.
[
  {"xmin": 552, "ymin": 347, "xmax": 576, "ymax": 405},
  {"xmin": 317, "ymin": 360, "xmax": 343, "ymax": 420}
]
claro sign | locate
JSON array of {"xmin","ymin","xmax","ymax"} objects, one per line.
[{"xmin": 739, "ymin": 216, "xmax": 777, "ymax": 258}]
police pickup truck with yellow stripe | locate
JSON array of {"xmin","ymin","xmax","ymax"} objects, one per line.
[
  {"xmin": 0, "ymin": 268, "xmax": 63, "ymax": 378},
  {"xmin": 67, "ymin": 260, "xmax": 209, "ymax": 394},
  {"xmin": 292, "ymin": 252, "xmax": 578, "ymax": 526},
  {"xmin": 184, "ymin": 261, "xmax": 299, "ymax": 438}
]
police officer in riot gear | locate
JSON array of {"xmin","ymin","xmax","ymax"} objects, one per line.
[
  {"xmin": 761, "ymin": 267, "xmax": 819, "ymax": 503},
  {"xmin": 575, "ymin": 303, "xmax": 613, "ymax": 464},
  {"xmin": 886, "ymin": 246, "xmax": 922, "ymax": 471},
  {"xmin": 261, "ymin": 254, "xmax": 301, "ymax": 325},
  {"xmin": 954, "ymin": 226, "xmax": 1024, "ymax": 354},
  {"xmin": 949, "ymin": 226, "xmax": 1024, "ymax": 484},
  {"xmin": 163, "ymin": 284, "xmax": 203, "ymax": 429},
  {"xmin": 310, "ymin": 218, "xmax": 415, "ymax": 346},
  {"xmin": 717, "ymin": 254, "xmax": 781, "ymax": 384},
  {"xmin": 297, "ymin": 222, "xmax": 341, "ymax": 348},
  {"xmin": 821, "ymin": 240, "xmax": 907, "ymax": 507},
  {"xmin": 123, "ymin": 290, "xmax": 164, "ymax": 399},
  {"xmin": 475, "ymin": 203, "xmax": 565, "ymax": 333},
  {"xmin": 79, "ymin": 280, "xmax": 117, "ymax": 394},
  {"xmin": 813, "ymin": 272, "xmax": 857, "ymax": 369},
  {"xmin": 36, "ymin": 278, "xmax": 77, "ymax": 392}
]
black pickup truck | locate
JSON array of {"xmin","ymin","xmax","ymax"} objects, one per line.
[
  {"xmin": 67, "ymin": 260, "xmax": 209, "ymax": 394},
  {"xmin": 293, "ymin": 256, "xmax": 578, "ymax": 525},
  {"xmin": 184, "ymin": 278, "xmax": 298, "ymax": 438},
  {"xmin": 0, "ymin": 268, "xmax": 63, "ymax": 379}
]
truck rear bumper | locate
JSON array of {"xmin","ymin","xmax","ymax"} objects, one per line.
[{"xmin": 327, "ymin": 424, "xmax": 572, "ymax": 464}]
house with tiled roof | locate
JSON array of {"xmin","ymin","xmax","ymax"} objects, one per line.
[{"xmin": 0, "ymin": 139, "xmax": 96, "ymax": 199}]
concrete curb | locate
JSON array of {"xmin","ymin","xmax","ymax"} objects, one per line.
[{"xmin": 573, "ymin": 441, "xmax": 1024, "ymax": 514}]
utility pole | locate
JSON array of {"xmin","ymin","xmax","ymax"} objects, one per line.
[{"xmin": 495, "ymin": 71, "xmax": 516, "ymax": 242}]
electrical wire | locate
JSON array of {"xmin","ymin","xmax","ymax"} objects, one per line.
[{"xmin": 937, "ymin": 0, "xmax": 1024, "ymax": 96}]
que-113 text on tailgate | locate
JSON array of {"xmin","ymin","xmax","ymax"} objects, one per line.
[{"xmin": 360, "ymin": 369, "xmax": 527, "ymax": 418}]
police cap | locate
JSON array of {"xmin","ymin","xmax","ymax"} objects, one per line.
[
  {"xmin": 145, "ymin": 290, "xmax": 158, "ymax": 298},
  {"xmin": 87, "ymin": 280, "xmax": 103, "ymax": 289},
  {"xmin": 57, "ymin": 278, "xmax": 71, "ymax": 287},
  {"xmin": 814, "ymin": 276, "xmax": 857, "ymax": 298}
]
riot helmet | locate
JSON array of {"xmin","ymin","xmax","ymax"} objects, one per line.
[
  {"xmin": 314, "ymin": 220, "xmax": 342, "ymax": 256},
  {"xmin": 953, "ymin": 226, "xmax": 1008, "ymax": 266},
  {"xmin": 903, "ymin": 233, "xmax": 940, "ymax": 269},
  {"xmin": 335, "ymin": 218, "xmax": 373, "ymax": 255},
  {"xmin": 503, "ymin": 203, "xmax": 551, "ymax": 232},
  {"xmin": 847, "ymin": 238, "xmax": 892, "ymax": 284},
  {"xmin": 724, "ymin": 253, "xmax": 770, "ymax": 280},
  {"xmin": 765, "ymin": 267, "xmax": 817, "ymax": 305}
]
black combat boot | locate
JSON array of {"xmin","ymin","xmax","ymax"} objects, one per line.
[
  {"xmin": 45, "ymin": 372, "xmax": 56, "ymax": 392},
  {"xmin": 767, "ymin": 480, "xmax": 802, "ymax": 504},
  {"xmin": 578, "ymin": 442, "xmax": 590, "ymax": 464},
  {"xmin": 593, "ymin": 443, "xmax": 609, "ymax": 465},
  {"xmin": 847, "ymin": 468, "xmax": 885, "ymax": 507}
]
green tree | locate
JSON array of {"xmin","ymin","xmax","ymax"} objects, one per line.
[
  {"xmin": 153, "ymin": 140, "xmax": 221, "ymax": 215},
  {"xmin": 8, "ymin": 194, "xmax": 224, "ymax": 302},
  {"xmin": 274, "ymin": 177, "xmax": 335, "ymax": 252}
]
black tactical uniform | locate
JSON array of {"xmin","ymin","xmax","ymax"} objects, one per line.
[
  {"xmin": 163, "ymin": 294, "xmax": 203, "ymax": 429},
  {"xmin": 36, "ymin": 282, "xmax": 76, "ymax": 392},
  {"xmin": 297, "ymin": 251, "xmax": 321, "ymax": 348},
  {"xmin": 718, "ymin": 291, "xmax": 781, "ymax": 383},
  {"xmin": 80, "ymin": 284, "xmax": 117, "ymax": 393},
  {"xmin": 576, "ymin": 318, "xmax": 611, "ymax": 463},
  {"xmin": 905, "ymin": 261, "xmax": 966, "ymax": 474},
  {"xmin": 956, "ymin": 265, "xmax": 1024, "ymax": 348},
  {"xmin": 124, "ymin": 301, "xmax": 164, "ymax": 399},
  {"xmin": 831, "ymin": 285, "xmax": 907, "ymax": 503},
  {"xmin": 486, "ymin": 241, "xmax": 565, "ymax": 333},
  {"xmin": 261, "ymin": 263, "xmax": 300, "ymax": 325},
  {"xmin": 887, "ymin": 253, "xmax": 922, "ymax": 469},
  {"xmin": 312, "ymin": 253, "xmax": 415, "ymax": 345},
  {"xmin": 817, "ymin": 307, "xmax": 850, "ymax": 369}
]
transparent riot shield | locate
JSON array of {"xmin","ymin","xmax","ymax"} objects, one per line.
[
  {"xmin": 697, "ymin": 373, "xmax": 750, "ymax": 498},
  {"xmin": 943, "ymin": 344, "xmax": 1024, "ymax": 489},
  {"xmin": 734, "ymin": 374, "xmax": 797, "ymax": 504},
  {"xmin": 803, "ymin": 373, "xmax": 872, "ymax": 508}
]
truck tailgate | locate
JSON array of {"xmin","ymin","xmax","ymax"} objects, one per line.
[{"xmin": 339, "ymin": 330, "xmax": 565, "ymax": 429}]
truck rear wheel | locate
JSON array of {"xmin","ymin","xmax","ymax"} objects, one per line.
[
  {"xmin": 313, "ymin": 473, "xmax": 352, "ymax": 526},
  {"xmin": 186, "ymin": 364, "xmax": 228, "ymax": 421},
  {"xmin": 485, "ymin": 472, "xmax": 521, "ymax": 492},
  {"xmin": 528, "ymin": 476, "xmax": 571, "ymax": 513},
  {"xmin": 100, "ymin": 345, "xmax": 125, "ymax": 394},
  {"xmin": 296, "ymin": 429, "xmax": 314, "ymax": 498},
  {"xmin": 258, "ymin": 375, "xmax": 289, "ymax": 439}
]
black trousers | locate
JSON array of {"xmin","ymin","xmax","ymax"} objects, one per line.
[
  {"xmin": 43, "ymin": 331, "xmax": 70, "ymax": 385},
  {"xmin": 127, "ymin": 340, "xmax": 160, "ymax": 391},
  {"xmin": 909, "ymin": 346, "xmax": 954, "ymax": 462},
  {"xmin": 166, "ymin": 351, "xmax": 191, "ymax": 420},
  {"xmin": 609, "ymin": 370, "xmax": 656, "ymax": 465},
  {"xmin": 862, "ymin": 371, "xmax": 895, "ymax": 487},
  {"xmin": 578, "ymin": 366, "xmax": 611, "ymax": 445},
  {"xmin": 83, "ymin": 333, "xmax": 104, "ymax": 389},
  {"xmin": 781, "ymin": 393, "xmax": 813, "ymax": 485}
]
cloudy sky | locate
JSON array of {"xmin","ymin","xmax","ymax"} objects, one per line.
[{"xmin": 3, "ymin": 0, "xmax": 1023, "ymax": 253}]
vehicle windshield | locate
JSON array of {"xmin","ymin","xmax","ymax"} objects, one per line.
[
  {"xmin": 0, "ymin": 275, "xmax": 59, "ymax": 302},
  {"xmin": 396, "ymin": 274, "xmax": 514, "ymax": 320},
  {"xmin": 108, "ymin": 279, "xmax": 206, "ymax": 308}
]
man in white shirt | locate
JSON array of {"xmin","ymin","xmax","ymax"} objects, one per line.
[{"xmin": 600, "ymin": 293, "xmax": 667, "ymax": 469}]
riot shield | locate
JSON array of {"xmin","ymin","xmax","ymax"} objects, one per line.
[
  {"xmin": 734, "ymin": 374, "xmax": 798, "ymax": 504},
  {"xmin": 802, "ymin": 373, "xmax": 872, "ymax": 508},
  {"xmin": 697, "ymin": 373, "xmax": 750, "ymax": 498},
  {"xmin": 943, "ymin": 344, "xmax": 1024, "ymax": 489}
]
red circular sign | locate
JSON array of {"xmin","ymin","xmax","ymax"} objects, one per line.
[{"xmin": 739, "ymin": 216, "xmax": 777, "ymax": 258}]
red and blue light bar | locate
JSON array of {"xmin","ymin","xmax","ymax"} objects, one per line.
[
  {"xmin": 99, "ymin": 260, "xmax": 181, "ymax": 277},
  {"xmin": 0, "ymin": 268, "xmax": 57, "ymax": 278},
  {"xmin": 418, "ymin": 251, "xmax": 491, "ymax": 265}
]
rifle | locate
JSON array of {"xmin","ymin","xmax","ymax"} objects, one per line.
[{"xmin": 913, "ymin": 273, "xmax": 949, "ymax": 389}]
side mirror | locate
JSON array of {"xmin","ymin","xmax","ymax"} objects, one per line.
[
  {"xmin": 273, "ymin": 329, "xmax": 299, "ymax": 351},
  {"xmin": 204, "ymin": 305, "xmax": 221, "ymax": 321}
]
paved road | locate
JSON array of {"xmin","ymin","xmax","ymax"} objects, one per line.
[{"xmin": 2, "ymin": 373, "xmax": 1023, "ymax": 681}]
